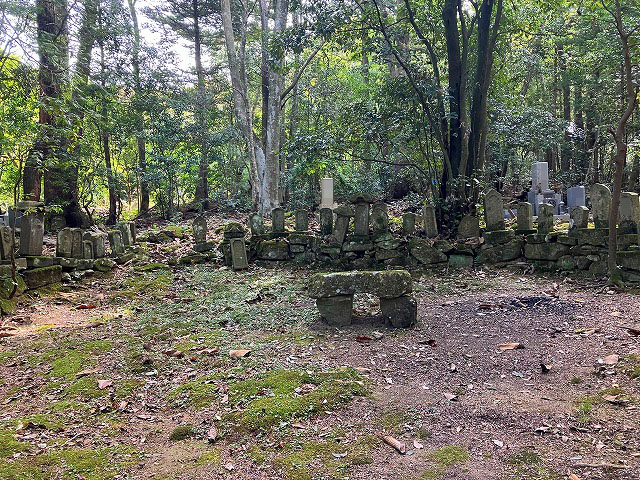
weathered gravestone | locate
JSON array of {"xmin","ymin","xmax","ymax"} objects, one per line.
[
  {"xmin": 19, "ymin": 208, "xmax": 44, "ymax": 256},
  {"xmin": 319, "ymin": 208, "xmax": 333, "ymax": 236},
  {"xmin": 320, "ymin": 178, "xmax": 334, "ymax": 209},
  {"xmin": 249, "ymin": 213, "xmax": 265, "ymax": 235},
  {"xmin": 83, "ymin": 232, "xmax": 106, "ymax": 258},
  {"xmin": 119, "ymin": 222, "xmax": 135, "ymax": 247},
  {"xmin": 333, "ymin": 205, "xmax": 354, "ymax": 244},
  {"xmin": 567, "ymin": 186, "xmax": 586, "ymax": 209},
  {"xmin": 230, "ymin": 238, "xmax": 249, "ymax": 270},
  {"xmin": 83, "ymin": 241, "xmax": 94, "ymax": 260},
  {"xmin": 351, "ymin": 193, "xmax": 374, "ymax": 236},
  {"xmin": 422, "ymin": 204, "xmax": 438, "ymax": 238},
  {"xmin": 619, "ymin": 192, "xmax": 640, "ymax": 234},
  {"xmin": 56, "ymin": 228, "xmax": 73, "ymax": 257},
  {"xmin": 272, "ymin": 207, "xmax": 285, "ymax": 233},
  {"xmin": 71, "ymin": 228, "xmax": 84, "ymax": 259},
  {"xmin": 0, "ymin": 226, "xmax": 12, "ymax": 260},
  {"xmin": 517, "ymin": 202, "xmax": 534, "ymax": 232},
  {"xmin": 294, "ymin": 210, "xmax": 309, "ymax": 232},
  {"xmin": 483, "ymin": 189, "xmax": 505, "ymax": 231},
  {"xmin": 108, "ymin": 230, "xmax": 125, "ymax": 256},
  {"xmin": 570, "ymin": 206, "xmax": 590, "ymax": 229},
  {"xmin": 371, "ymin": 202, "xmax": 389, "ymax": 236},
  {"xmin": 590, "ymin": 184, "xmax": 611, "ymax": 229},
  {"xmin": 537, "ymin": 203, "xmax": 554, "ymax": 235},
  {"xmin": 192, "ymin": 215, "xmax": 207, "ymax": 243},
  {"xmin": 458, "ymin": 215, "xmax": 480, "ymax": 239},
  {"xmin": 402, "ymin": 213, "xmax": 417, "ymax": 236}
]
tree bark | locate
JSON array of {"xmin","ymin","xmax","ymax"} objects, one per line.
[
  {"xmin": 442, "ymin": 0, "xmax": 462, "ymax": 180},
  {"xmin": 559, "ymin": 44, "xmax": 571, "ymax": 172},
  {"xmin": 192, "ymin": 0, "xmax": 209, "ymax": 206}
]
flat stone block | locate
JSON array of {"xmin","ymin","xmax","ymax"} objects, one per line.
[
  {"xmin": 575, "ymin": 228, "xmax": 609, "ymax": 246},
  {"xmin": 256, "ymin": 239, "xmax": 289, "ymax": 260},
  {"xmin": 26, "ymin": 256, "xmax": 56, "ymax": 268},
  {"xmin": 448, "ymin": 254, "xmax": 474, "ymax": 268},
  {"xmin": 22, "ymin": 265, "xmax": 62, "ymax": 290},
  {"xmin": 193, "ymin": 241, "xmax": 216, "ymax": 253},
  {"xmin": 308, "ymin": 270, "xmax": 412, "ymax": 299},
  {"xmin": 483, "ymin": 230, "xmax": 515, "ymax": 246},
  {"xmin": 524, "ymin": 243, "xmax": 570, "ymax": 261},
  {"xmin": 317, "ymin": 295, "xmax": 353, "ymax": 326},
  {"xmin": 408, "ymin": 238, "xmax": 447, "ymax": 264},
  {"xmin": 380, "ymin": 295, "xmax": 417, "ymax": 328}
]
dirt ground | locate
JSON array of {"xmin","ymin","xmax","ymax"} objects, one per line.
[{"xmin": 1, "ymin": 239, "xmax": 639, "ymax": 480}]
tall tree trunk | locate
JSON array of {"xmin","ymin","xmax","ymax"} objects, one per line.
[
  {"xmin": 127, "ymin": 0, "xmax": 149, "ymax": 213},
  {"xmin": 99, "ymin": 32, "xmax": 117, "ymax": 225},
  {"xmin": 192, "ymin": 0, "xmax": 209, "ymax": 207},
  {"xmin": 559, "ymin": 44, "xmax": 571, "ymax": 172},
  {"xmin": 442, "ymin": 0, "xmax": 462, "ymax": 181}
]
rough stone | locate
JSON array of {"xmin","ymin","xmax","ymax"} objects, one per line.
[
  {"xmin": 524, "ymin": 242, "xmax": 570, "ymax": 261},
  {"xmin": 589, "ymin": 260, "xmax": 608, "ymax": 276},
  {"xmin": 448, "ymin": 254, "xmax": 474, "ymax": 268},
  {"xmin": 26, "ymin": 256, "xmax": 55, "ymax": 268},
  {"xmin": 308, "ymin": 270, "xmax": 412, "ymax": 299},
  {"xmin": 570, "ymin": 206, "xmax": 590, "ymax": 229},
  {"xmin": 353, "ymin": 202, "xmax": 370, "ymax": 236},
  {"xmin": 475, "ymin": 239, "xmax": 523, "ymax": 265},
  {"xmin": 618, "ymin": 250, "xmax": 640, "ymax": 272},
  {"xmin": 590, "ymin": 184, "xmax": 611, "ymax": 229},
  {"xmin": 108, "ymin": 230, "xmax": 125, "ymax": 256},
  {"xmin": 402, "ymin": 213, "xmax": 417, "ymax": 236},
  {"xmin": 93, "ymin": 258, "xmax": 116, "ymax": 272},
  {"xmin": 556, "ymin": 255, "xmax": 577, "ymax": 271},
  {"xmin": 316, "ymin": 295, "xmax": 353, "ymax": 326},
  {"xmin": 381, "ymin": 295, "xmax": 417, "ymax": 328},
  {"xmin": 319, "ymin": 208, "xmax": 333, "ymax": 236},
  {"xmin": 408, "ymin": 238, "xmax": 447, "ymax": 264},
  {"xmin": 458, "ymin": 215, "xmax": 480, "ymax": 239},
  {"xmin": 422, "ymin": 204, "xmax": 438, "ymax": 238},
  {"xmin": 517, "ymin": 202, "xmax": 534, "ymax": 231},
  {"xmin": 342, "ymin": 237, "xmax": 374, "ymax": 252},
  {"xmin": 483, "ymin": 189, "xmax": 505, "ymax": 231},
  {"xmin": 575, "ymin": 256, "xmax": 592, "ymax": 270},
  {"xmin": 230, "ymin": 238, "xmax": 249, "ymax": 270},
  {"xmin": 537, "ymin": 203, "xmax": 554, "ymax": 234},
  {"xmin": 193, "ymin": 241, "xmax": 216, "ymax": 253},
  {"xmin": 223, "ymin": 222, "xmax": 246, "ymax": 239},
  {"xmin": 249, "ymin": 213, "xmax": 265, "ymax": 235},
  {"xmin": 619, "ymin": 192, "xmax": 640, "ymax": 234},
  {"xmin": 192, "ymin": 215, "xmax": 207, "ymax": 243},
  {"xmin": 575, "ymin": 228, "xmax": 609, "ymax": 246},
  {"xmin": 256, "ymin": 239, "xmax": 289, "ymax": 260},
  {"xmin": 294, "ymin": 210, "xmax": 309, "ymax": 232},
  {"xmin": 483, "ymin": 230, "xmax": 515, "ymax": 245},
  {"xmin": 19, "ymin": 211, "xmax": 44, "ymax": 256},
  {"xmin": 371, "ymin": 203, "xmax": 389, "ymax": 236},
  {"xmin": 272, "ymin": 207, "xmax": 285, "ymax": 233},
  {"xmin": 22, "ymin": 265, "xmax": 62, "ymax": 290},
  {"xmin": 557, "ymin": 235, "xmax": 578, "ymax": 246},
  {"xmin": 0, "ymin": 227, "xmax": 12, "ymax": 260}
]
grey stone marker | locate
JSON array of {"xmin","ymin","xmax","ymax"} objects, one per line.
[
  {"xmin": 71, "ymin": 228, "xmax": 84, "ymax": 259},
  {"xmin": 590, "ymin": 183, "xmax": 611, "ymax": 229},
  {"xmin": 19, "ymin": 210, "xmax": 45, "ymax": 256},
  {"xmin": 230, "ymin": 238, "xmax": 249, "ymax": 270},
  {"xmin": 192, "ymin": 215, "xmax": 207, "ymax": 243},
  {"xmin": 422, "ymin": 204, "xmax": 438, "ymax": 238},
  {"xmin": 458, "ymin": 215, "xmax": 480, "ymax": 239},
  {"xmin": 619, "ymin": 192, "xmax": 640, "ymax": 234},
  {"xmin": 108, "ymin": 230, "xmax": 125, "ymax": 256},
  {"xmin": 532, "ymin": 162, "xmax": 549, "ymax": 191},
  {"xmin": 83, "ymin": 240, "xmax": 94, "ymax": 260},
  {"xmin": 570, "ymin": 206, "xmax": 590, "ymax": 229},
  {"xmin": 319, "ymin": 208, "xmax": 333, "ymax": 236},
  {"xmin": 0, "ymin": 226, "xmax": 12, "ymax": 260},
  {"xmin": 567, "ymin": 186, "xmax": 586, "ymax": 208},
  {"xmin": 371, "ymin": 202, "xmax": 389, "ymax": 236},
  {"xmin": 294, "ymin": 209, "xmax": 309, "ymax": 232},
  {"xmin": 517, "ymin": 202, "xmax": 534, "ymax": 231},
  {"xmin": 249, "ymin": 213, "xmax": 265, "ymax": 235},
  {"xmin": 83, "ymin": 232, "xmax": 106, "ymax": 258},
  {"xmin": 402, "ymin": 213, "xmax": 417, "ymax": 236},
  {"xmin": 537, "ymin": 203, "xmax": 554, "ymax": 234},
  {"xmin": 56, "ymin": 228, "xmax": 72, "ymax": 257},
  {"xmin": 483, "ymin": 189, "xmax": 505, "ymax": 231},
  {"xmin": 316, "ymin": 295, "xmax": 353, "ymax": 327},
  {"xmin": 272, "ymin": 207, "xmax": 285, "ymax": 233},
  {"xmin": 320, "ymin": 177, "xmax": 334, "ymax": 209},
  {"xmin": 119, "ymin": 223, "xmax": 134, "ymax": 247},
  {"xmin": 353, "ymin": 203, "xmax": 370, "ymax": 236},
  {"xmin": 333, "ymin": 205, "xmax": 354, "ymax": 244}
]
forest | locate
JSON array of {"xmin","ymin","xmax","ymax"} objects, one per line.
[{"xmin": 1, "ymin": 0, "xmax": 637, "ymax": 224}]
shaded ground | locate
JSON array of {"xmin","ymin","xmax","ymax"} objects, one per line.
[{"xmin": 1, "ymin": 256, "xmax": 639, "ymax": 479}]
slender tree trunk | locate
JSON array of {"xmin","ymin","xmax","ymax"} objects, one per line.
[
  {"xmin": 127, "ymin": 0, "xmax": 149, "ymax": 213},
  {"xmin": 442, "ymin": 0, "xmax": 462, "ymax": 180},
  {"xmin": 192, "ymin": 0, "xmax": 209, "ymax": 207},
  {"xmin": 559, "ymin": 44, "xmax": 571, "ymax": 172},
  {"xmin": 99, "ymin": 35, "xmax": 117, "ymax": 225}
]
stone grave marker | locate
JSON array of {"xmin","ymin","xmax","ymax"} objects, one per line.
[
  {"xmin": 0, "ymin": 226, "xmax": 12, "ymax": 260},
  {"xmin": 333, "ymin": 205, "xmax": 354, "ymax": 244},
  {"xmin": 590, "ymin": 184, "xmax": 611, "ymax": 229},
  {"xmin": 537, "ymin": 203, "xmax": 554, "ymax": 234},
  {"xmin": 71, "ymin": 228, "xmax": 84, "ymax": 259},
  {"xmin": 192, "ymin": 215, "xmax": 207, "ymax": 243},
  {"xmin": 249, "ymin": 213, "xmax": 265, "ymax": 235},
  {"xmin": 619, "ymin": 192, "xmax": 640, "ymax": 234},
  {"xmin": 483, "ymin": 189, "xmax": 505, "ymax": 231},
  {"xmin": 567, "ymin": 186, "xmax": 586, "ymax": 209},
  {"xmin": 351, "ymin": 193, "xmax": 374, "ymax": 236},
  {"xmin": 83, "ymin": 240, "xmax": 94, "ymax": 260},
  {"xmin": 319, "ymin": 208, "xmax": 333, "ymax": 236},
  {"xmin": 230, "ymin": 238, "xmax": 249, "ymax": 270},
  {"xmin": 108, "ymin": 230, "xmax": 125, "ymax": 256},
  {"xmin": 19, "ymin": 207, "xmax": 44, "ymax": 257},
  {"xmin": 402, "ymin": 213, "xmax": 417, "ymax": 236},
  {"xmin": 295, "ymin": 210, "xmax": 309, "ymax": 232},
  {"xmin": 272, "ymin": 207, "xmax": 285, "ymax": 233},
  {"xmin": 320, "ymin": 178, "xmax": 334, "ymax": 208},
  {"xmin": 422, "ymin": 204, "xmax": 438, "ymax": 238},
  {"xmin": 371, "ymin": 202, "xmax": 389, "ymax": 236},
  {"xmin": 517, "ymin": 202, "xmax": 534, "ymax": 232},
  {"xmin": 458, "ymin": 215, "xmax": 480, "ymax": 239},
  {"xmin": 570, "ymin": 206, "xmax": 589, "ymax": 229},
  {"xmin": 84, "ymin": 232, "xmax": 106, "ymax": 258}
]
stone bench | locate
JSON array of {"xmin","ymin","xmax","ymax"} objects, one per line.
[{"xmin": 308, "ymin": 270, "xmax": 416, "ymax": 328}]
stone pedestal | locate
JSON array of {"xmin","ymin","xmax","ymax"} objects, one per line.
[
  {"xmin": 320, "ymin": 178, "xmax": 334, "ymax": 208},
  {"xmin": 422, "ymin": 205, "xmax": 438, "ymax": 238},
  {"xmin": 381, "ymin": 295, "xmax": 417, "ymax": 328}
]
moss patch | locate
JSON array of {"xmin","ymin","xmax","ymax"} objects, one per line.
[
  {"xmin": 169, "ymin": 425, "xmax": 195, "ymax": 441},
  {"xmin": 420, "ymin": 445, "xmax": 469, "ymax": 479},
  {"xmin": 0, "ymin": 430, "xmax": 30, "ymax": 458},
  {"xmin": 622, "ymin": 354, "xmax": 640, "ymax": 379},
  {"xmin": 121, "ymin": 271, "xmax": 171, "ymax": 299},
  {"xmin": 508, "ymin": 449, "xmax": 560, "ymax": 480}
]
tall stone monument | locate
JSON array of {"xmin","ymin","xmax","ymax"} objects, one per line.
[
  {"xmin": 483, "ymin": 189, "xmax": 505, "ymax": 231},
  {"xmin": 320, "ymin": 178, "xmax": 334, "ymax": 209}
]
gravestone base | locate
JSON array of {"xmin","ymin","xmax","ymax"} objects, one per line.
[
  {"xmin": 380, "ymin": 295, "xmax": 417, "ymax": 328},
  {"xmin": 193, "ymin": 241, "xmax": 216, "ymax": 253},
  {"xmin": 316, "ymin": 295, "xmax": 353, "ymax": 326}
]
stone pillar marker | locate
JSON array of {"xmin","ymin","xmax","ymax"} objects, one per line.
[
  {"xmin": 18, "ymin": 201, "xmax": 45, "ymax": 256},
  {"xmin": 590, "ymin": 183, "xmax": 611, "ymax": 229},
  {"xmin": 458, "ymin": 215, "xmax": 480, "ymax": 239},
  {"xmin": 192, "ymin": 215, "xmax": 207, "ymax": 243},
  {"xmin": 619, "ymin": 192, "xmax": 640, "ymax": 234},
  {"xmin": 483, "ymin": 189, "xmax": 505, "ymax": 231},
  {"xmin": 371, "ymin": 202, "xmax": 389, "ymax": 236},
  {"xmin": 249, "ymin": 213, "xmax": 265, "ymax": 235},
  {"xmin": 517, "ymin": 202, "xmax": 534, "ymax": 232},
  {"xmin": 320, "ymin": 178, "xmax": 334, "ymax": 208},
  {"xmin": 570, "ymin": 206, "xmax": 590, "ymax": 229},
  {"xmin": 402, "ymin": 213, "xmax": 417, "ymax": 236},
  {"xmin": 332, "ymin": 205, "xmax": 354, "ymax": 244},
  {"xmin": 567, "ymin": 186, "xmax": 586, "ymax": 208},
  {"xmin": 71, "ymin": 228, "xmax": 84, "ymax": 259},
  {"xmin": 537, "ymin": 203, "xmax": 554, "ymax": 234},
  {"xmin": 84, "ymin": 232, "xmax": 106, "ymax": 258},
  {"xmin": 230, "ymin": 238, "xmax": 249, "ymax": 270},
  {"xmin": 350, "ymin": 193, "xmax": 374, "ymax": 236},
  {"xmin": 319, "ymin": 208, "xmax": 333, "ymax": 236},
  {"xmin": 272, "ymin": 207, "xmax": 285, "ymax": 233},
  {"xmin": 83, "ymin": 240, "xmax": 94, "ymax": 260},
  {"xmin": 118, "ymin": 223, "xmax": 134, "ymax": 247},
  {"xmin": 422, "ymin": 204, "xmax": 438, "ymax": 238},
  {"xmin": 108, "ymin": 230, "xmax": 125, "ymax": 256},
  {"xmin": 0, "ymin": 226, "xmax": 12, "ymax": 260},
  {"xmin": 294, "ymin": 209, "xmax": 309, "ymax": 232},
  {"xmin": 532, "ymin": 162, "xmax": 549, "ymax": 191}
]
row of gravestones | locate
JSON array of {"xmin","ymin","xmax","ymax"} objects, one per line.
[{"xmin": 56, "ymin": 222, "xmax": 136, "ymax": 260}]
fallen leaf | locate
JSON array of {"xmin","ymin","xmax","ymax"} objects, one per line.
[
  {"xmin": 601, "ymin": 354, "xmax": 619, "ymax": 366},
  {"xmin": 332, "ymin": 452, "xmax": 347, "ymax": 458},
  {"xmin": 568, "ymin": 474, "xmax": 581, "ymax": 480},
  {"xmin": 444, "ymin": 393, "xmax": 458, "ymax": 401},
  {"xmin": 229, "ymin": 349, "xmax": 250, "ymax": 358},
  {"xmin": 372, "ymin": 331, "xmax": 384, "ymax": 340},
  {"xmin": 413, "ymin": 440, "xmax": 424, "ymax": 449},
  {"xmin": 224, "ymin": 463, "xmax": 234, "ymax": 471},
  {"xmin": 163, "ymin": 349, "xmax": 184, "ymax": 358},
  {"xmin": 207, "ymin": 426, "xmax": 217, "ymax": 443},
  {"xmin": 292, "ymin": 423, "xmax": 305, "ymax": 429},
  {"xmin": 450, "ymin": 363, "xmax": 457, "ymax": 372},
  {"xmin": 382, "ymin": 435, "xmax": 406, "ymax": 454},
  {"xmin": 76, "ymin": 304, "xmax": 97, "ymax": 310},
  {"xmin": 498, "ymin": 342, "xmax": 524, "ymax": 351},
  {"xmin": 97, "ymin": 379, "xmax": 112, "ymax": 389},
  {"xmin": 75, "ymin": 368, "xmax": 100, "ymax": 378},
  {"xmin": 356, "ymin": 336, "xmax": 373, "ymax": 344},
  {"xmin": 620, "ymin": 325, "xmax": 640, "ymax": 336},
  {"xmin": 492, "ymin": 439, "xmax": 504, "ymax": 448},
  {"xmin": 609, "ymin": 311, "xmax": 622, "ymax": 317},
  {"xmin": 355, "ymin": 367, "xmax": 371, "ymax": 374}
]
